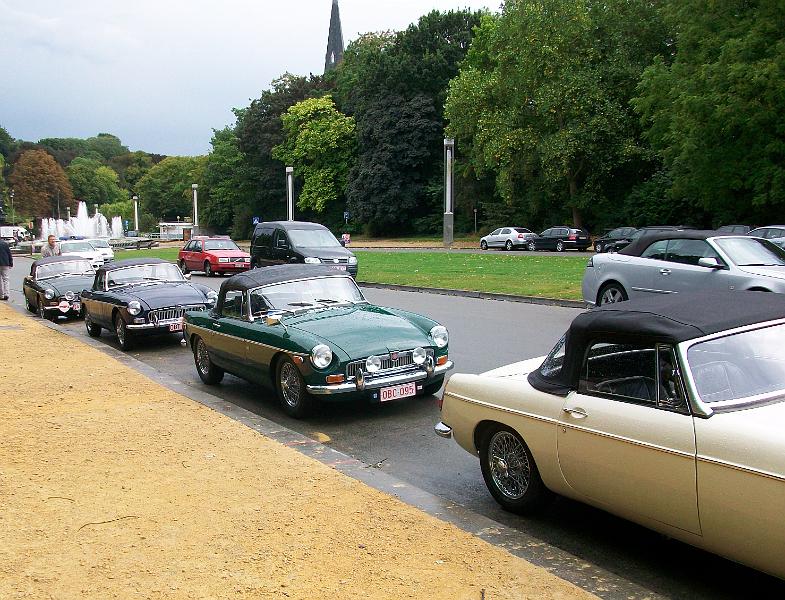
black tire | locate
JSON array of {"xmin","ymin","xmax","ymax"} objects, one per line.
[
  {"xmin": 480, "ymin": 240, "xmax": 488, "ymax": 250},
  {"xmin": 24, "ymin": 294, "xmax": 36, "ymax": 314},
  {"xmin": 178, "ymin": 259, "xmax": 189, "ymax": 274},
  {"xmin": 527, "ymin": 240, "xmax": 536, "ymax": 251},
  {"xmin": 114, "ymin": 313, "xmax": 133, "ymax": 351},
  {"xmin": 422, "ymin": 376, "xmax": 445, "ymax": 397},
  {"xmin": 594, "ymin": 242, "xmax": 604, "ymax": 253},
  {"xmin": 555, "ymin": 240, "xmax": 565, "ymax": 252},
  {"xmin": 85, "ymin": 312, "xmax": 101, "ymax": 337},
  {"xmin": 597, "ymin": 282, "xmax": 628, "ymax": 305},
  {"xmin": 204, "ymin": 261, "xmax": 214, "ymax": 277},
  {"xmin": 37, "ymin": 298, "xmax": 50, "ymax": 320},
  {"xmin": 275, "ymin": 356, "xmax": 313, "ymax": 419},
  {"xmin": 505, "ymin": 240, "xmax": 513, "ymax": 251},
  {"xmin": 479, "ymin": 424, "xmax": 551, "ymax": 514},
  {"xmin": 193, "ymin": 336, "xmax": 224, "ymax": 385}
]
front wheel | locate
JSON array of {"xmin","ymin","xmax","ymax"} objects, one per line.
[
  {"xmin": 194, "ymin": 336, "xmax": 224, "ymax": 384},
  {"xmin": 204, "ymin": 261, "xmax": 213, "ymax": 277},
  {"xmin": 24, "ymin": 294, "xmax": 36, "ymax": 314},
  {"xmin": 594, "ymin": 242, "xmax": 604, "ymax": 253},
  {"xmin": 555, "ymin": 240, "xmax": 565, "ymax": 252},
  {"xmin": 85, "ymin": 312, "xmax": 101, "ymax": 337},
  {"xmin": 598, "ymin": 282, "xmax": 628, "ymax": 305},
  {"xmin": 480, "ymin": 240, "xmax": 488, "ymax": 250},
  {"xmin": 527, "ymin": 241, "xmax": 536, "ymax": 252},
  {"xmin": 276, "ymin": 356, "xmax": 313, "ymax": 419},
  {"xmin": 37, "ymin": 298, "xmax": 50, "ymax": 320},
  {"xmin": 114, "ymin": 314, "xmax": 133, "ymax": 350},
  {"xmin": 479, "ymin": 424, "xmax": 551, "ymax": 514}
]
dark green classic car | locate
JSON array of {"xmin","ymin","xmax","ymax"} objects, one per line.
[
  {"xmin": 184, "ymin": 265, "xmax": 453, "ymax": 418},
  {"xmin": 23, "ymin": 256, "xmax": 95, "ymax": 320}
]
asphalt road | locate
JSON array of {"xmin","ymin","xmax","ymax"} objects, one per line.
[{"xmin": 6, "ymin": 257, "xmax": 784, "ymax": 599}]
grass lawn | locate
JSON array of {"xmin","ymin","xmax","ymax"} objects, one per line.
[{"xmin": 108, "ymin": 248, "xmax": 587, "ymax": 300}]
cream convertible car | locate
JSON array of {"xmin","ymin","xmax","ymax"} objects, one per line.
[{"xmin": 436, "ymin": 292, "xmax": 785, "ymax": 579}]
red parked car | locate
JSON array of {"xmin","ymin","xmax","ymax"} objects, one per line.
[{"xmin": 178, "ymin": 236, "xmax": 251, "ymax": 277}]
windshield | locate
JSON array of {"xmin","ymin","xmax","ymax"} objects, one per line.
[
  {"xmin": 249, "ymin": 276, "xmax": 365, "ymax": 314},
  {"xmin": 88, "ymin": 239, "xmax": 110, "ymax": 248},
  {"xmin": 107, "ymin": 263, "xmax": 185, "ymax": 287},
  {"xmin": 288, "ymin": 229, "xmax": 340, "ymax": 248},
  {"xmin": 513, "ymin": 227, "xmax": 532, "ymax": 234},
  {"xmin": 61, "ymin": 242, "xmax": 95, "ymax": 252},
  {"xmin": 713, "ymin": 237, "xmax": 785, "ymax": 266},
  {"xmin": 204, "ymin": 239, "xmax": 240, "ymax": 251},
  {"xmin": 36, "ymin": 260, "xmax": 94, "ymax": 279},
  {"xmin": 688, "ymin": 323, "xmax": 785, "ymax": 405}
]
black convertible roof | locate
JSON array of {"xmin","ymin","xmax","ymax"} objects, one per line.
[
  {"xmin": 529, "ymin": 291, "xmax": 785, "ymax": 396},
  {"xmin": 619, "ymin": 229, "xmax": 721, "ymax": 257},
  {"xmin": 34, "ymin": 255, "xmax": 93, "ymax": 266},
  {"xmin": 99, "ymin": 258, "xmax": 171, "ymax": 272},
  {"xmin": 220, "ymin": 264, "xmax": 351, "ymax": 294}
]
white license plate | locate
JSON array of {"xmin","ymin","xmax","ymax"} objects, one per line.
[
  {"xmin": 72, "ymin": 302, "xmax": 81, "ymax": 312},
  {"xmin": 169, "ymin": 322, "xmax": 184, "ymax": 332},
  {"xmin": 380, "ymin": 381, "xmax": 417, "ymax": 402},
  {"xmin": 330, "ymin": 265, "xmax": 346, "ymax": 271}
]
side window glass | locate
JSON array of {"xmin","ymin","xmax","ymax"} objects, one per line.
[
  {"xmin": 194, "ymin": 242, "xmax": 202, "ymax": 252},
  {"xmin": 222, "ymin": 291, "xmax": 245, "ymax": 319},
  {"xmin": 665, "ymin": 239, "xmax": 718, "ymax": 266},
  {"xmin": 641, "ymin": 240, "xmax": 668, "ymax": 260},
  {"xmin": 490, "ymin": 229, "xmax": 501, "ymax": 236},
  {"xmin": 541, "ymin": 229, "xmax": 552, "ymax": 237},
  {"xmin": 500, "ymin": 228, "xmax": 511, "ymax": 235},
  {"xmin": 94, "ymin": 272, "xmax": 105, "ymax": 290},
  {"xmin": 656, "ymin": 345, "xmax": 689, "ymax": 414},
  {"xmin": 580, "ymin": 342, "xmax": 658, "ymax": 405},
  {"xmin": 275, "ymin": 230, "xmax": 289, "ymax": 248}
]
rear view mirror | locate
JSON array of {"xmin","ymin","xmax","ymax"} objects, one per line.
[{"xmin": 698, "ymin": 257, "xmax": 722, "ymax": 269}]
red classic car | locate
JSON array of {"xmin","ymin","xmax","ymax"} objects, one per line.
[{"xmin": 178, "ymin": 236, "xmax": 251, "ymax": 277}]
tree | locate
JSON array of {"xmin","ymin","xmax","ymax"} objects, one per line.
[
  {"xmin": 634, "ymin": 0, "xmax": 785, "ymax": 225},
  {"xmin": 37, "ymin": 137, "xmax": 92, "ymax": 167},
  {"xmin": 272, "ymin": 96, "xmax": 355, "ymax": 214},
  {"xmin": 134, "ymin": 156, "xmax": 205, "ymax": 221},
  {"xmin": 445, "ymin": 0, "xmax": 667, "ymax": 228},
  {"xmin": 86, "ymin": 133, "xmax": 129, "ymax": 161},
  {"xmin": 202, "ymin": 127, "xmax": 253, "ymax": 233},
  {"xmin": 0, "ymin": 125, "xmax": 15, "ymax": 159},
  {"xmin": 8, "ymin": 149, "xmax": 75, "ymax": 217},
  {"xmin": 66, "ymin": 157, "xmax": 126, "ymax": 205},
  {"xmin": 109, "ymin": 151, "xmax": 154, "ymax": 190}
]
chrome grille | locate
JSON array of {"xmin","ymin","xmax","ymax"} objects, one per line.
[
  {"xmin": 321, "ymin": 258, "xmax": 348, "ymax": 264},
  {"xmin": 346, "ymin": 349, "xmax": 433, "ymax": 379},
  {"xmin": 149, "ymin": 304, "xmax": 205, "ymax": 323}
]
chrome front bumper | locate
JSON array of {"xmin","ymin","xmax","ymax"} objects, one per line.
[
  {"xmin": 307, "ymin": 360, "xmax": 453, "ymax": 395},
  {"xmin": 126, "ymin": 317, "xmax": 183, "ymax": 331},
  {"xmin": 434, "ymin": 421, "xmax": 453, "ymax": 439}
]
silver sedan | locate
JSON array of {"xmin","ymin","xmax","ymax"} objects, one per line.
[
  {"xmin": 480, "ymin": 227, "xmax": 534, "ymax": 251},
  {"xmin": 583, "ymin": 232, "xmax": 785, "ymax": 307}
]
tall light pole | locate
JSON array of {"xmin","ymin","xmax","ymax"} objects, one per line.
[
  {"xmin": 443, "ymin": 138, "xmax": 455, "ymax": 247},
  {"xmin": 94, "ymin": 203, "xmax": 99, "ymax": 217},
  {"xmin": 66, "ymin": 207, "xmax": 71, "ymax": 221},
  {"xmin": 132, "ymin": 195, "xmax": 139, "ymax": 232},
  {"xmin": 286, "ymin": 167, "xmax": 294, "ymax": 221},
  {"xmin": 191, "ymin": 184, "xmax": 199, "ymax": 232}
]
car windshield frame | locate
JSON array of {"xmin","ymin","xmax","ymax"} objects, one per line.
[
  {"xmin": 36, "ymin": 260, "xmax": 95, "ymax": 280},
  {"xmin": 203, "ymin": 239, "xmax": 241, "ymax": 251},
  {"xmin": 106, "ymin": 263, "xmax": 186, "ymax": 289},
  {"xmin": 247, "ymin": 275, "xmax": 366, "ymax": 316},
  {"xmin": 287, "ymin": 229, "xmax": 341, "ymax": 249},
  {"xmin": 713, "ymin": 236, "xmax": 785, "ymax": 266}
]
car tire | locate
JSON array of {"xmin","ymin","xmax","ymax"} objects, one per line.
[
  {"xmin": 598, "ymin": 282, "xmax": 628, "ymax": 305},
  {"xmin": 555, "ymin": 240, "xmax": 565, "ymax": 252},
  {"xmin": 114, "ymin": 313, "xmax": 133, "ymax": 351},
  {"xmin": 422, "ymin": 376, "xmax": 445, "ymax": 397},
  {"xmin": 24, "ymin": 294, "xmax": 36, "ymax": 314},
  {"xmin": 178, "ymin": 259, "xmax": 189, "ymax": 274},
  {"xmin": 85, "ymin": 312, "xmax": 101, "ymax": 337},
  {"xmin": 37, "ymin": 298, "xmax": 50, "ymax": 321},
  {"xmin": 594, "ymin": 242, "xmax": 604, "ymax": 253},
  {"xmin": 479, "ymin": 424, "xmax": 551, "ymax": 514},
  {"xmin": 504, "ymin": 240, "xmax": 513, "ymax": 251},
  {"xmin": 527, "ymin": 241, "xmax": 536, "ymax": 251},
  {"xmin": 204, "ymin": 261, "xmax": 213, "ymax": 277},
  {"xmin": 480, "ymin": 240, "xmax": 488, "ymax": 250},
  {"xmin": 193, "ymin": 336, "xmax": 224, "ymax": 385},
  {"xmin": 275, "ymin": 356, "xmax": 313, "ymax": 419}
]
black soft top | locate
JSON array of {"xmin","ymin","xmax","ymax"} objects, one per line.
[
  {"xmin": 528, "ymin": 291, "xmax": 785, "ymax": 396},
  {"xmin": 220, "ymin": 265, "xmax": 351, "ymax": 294},
  {"xmin": 99, "ymin": 258, "xmax": 171, "ymax": 272},
  {"xmin": 619, "ymin": 229, "xmax": 721, "ymax": 257}
]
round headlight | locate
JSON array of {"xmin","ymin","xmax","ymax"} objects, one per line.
[
  {"xmin": 304, "ymin": 257, "xmax": 321, "ymax": 264},
  {"xmin": 365, "ymin": 355, "xmax": 382, "ymax": 373},
  {"xmin": 348, "ymin": 256, "xmax": 358, "ymax": 265},
  {"xmin": 412, "ymin": 347, "xmax": 427, "ymax": 365},
  {"xmin": 206, "ymin": 290, "xmax": 218, "ymax": 305},
  {"xmin": 127, "ymin": 300, "xmax": 142, "ymax": 316},
  {"xmin": 44, "ymin": 289, "xmax": 55, "ymax": 300},
  {"xmin": 430, "ymin": 325, "xmax": 449, "ymax": 348},
  {"xmin": 65, "ymin": 291, "xmax": 75, "ymax": 301},
  {"xmin": 311, "ymin": 344, "xmax": 333, "ymax": 369}
]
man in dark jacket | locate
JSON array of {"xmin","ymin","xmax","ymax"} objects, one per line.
[{"xmin": 0, "ymin": 237, "xmax": 12, "ymax": 301}]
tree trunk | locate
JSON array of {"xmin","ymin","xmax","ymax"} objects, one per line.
[{"xmin": 568, "ymin": 174, "xmax": 583, "ymax": 228}]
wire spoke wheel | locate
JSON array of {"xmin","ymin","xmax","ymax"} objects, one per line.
[
  {"xmin": 196, "ymin": 339, "xmax": 211, "ymax": 375},
  {"xmin": 280, "ymin": 361, "xmax": 302, "ymax": 408},
  {"xmin": 488, "ymin": 431, "xmax": 530, "ymax": 500}
]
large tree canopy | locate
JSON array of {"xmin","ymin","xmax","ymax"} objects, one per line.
[
  {"xmin": 134, "ymin": 156, "xmax": 205, "ymax": 222},
  {"xmin": 8, "ymin": 149, "xmax": 75, "ymax": 218},
  {"xmin": 202, "ymin": 127, "xmax": 253, "ymax": 233},
  {"xmin": 634, "ymin": 0, "xmax": 785, "ymax": 225},
  {"xmin": 66, "ymin": 157, "xmax": 126, "ymax": 205}
]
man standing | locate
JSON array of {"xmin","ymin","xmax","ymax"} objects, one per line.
[
  {"xmin": 40, "ymin": 235, "xmax": 61, "ymax": 258},
  {"xmin": 0, "ymin": 237, "xmax": 12, "ymax": 301}
]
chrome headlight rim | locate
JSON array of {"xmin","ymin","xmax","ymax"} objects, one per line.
[
  {"xmin": 430, "ymin": 325, "xmax": 449, "ymax": 348},
  {"xmin": 348, "ymin": 256, "xmax": 358, "ymax": 265},
  {"xmin": 44, "ymin": 289, "xmax": 56, "ymax": 300},
  {"xmin": 205, "ymin": 290, "xmax": 218, "ymax": 305},
  {"xmin": 127, "ymin": 300, "xmax": 142, "ymax": 316},
  {"xmin": 311, "ymin": 344, "xmax": 333, "ymax": 369},
  {"xmin": 64, "ymin": 291, "xmax": 75, "ymax": 301},
  {"xmin": 412, "ymin": 347, "xmax": 427, "ymax": 365},
  {"xmin": 365, "ymin": 355, "xmax": 382, "ymax": 373}
]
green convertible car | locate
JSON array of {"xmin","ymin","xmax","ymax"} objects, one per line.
[{"xmin": 183, "ymin": 265, "xmax": 453, "ymax": 418}]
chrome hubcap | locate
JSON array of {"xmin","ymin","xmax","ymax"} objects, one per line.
[
  {"xmin": 601, "ymin": 288, "xmax": 624, "ymax": 304},
  {"xmin": 196, "ymin": 340, "xmax": 210, "ymax": 374},
  {"xmin": 488, "ymin": 431, "xmax": 530, "ymax": 500},
  {"xmin": 280, "ymin": 362, "xmax": 301, "ymax": 407},
  {"xmin": 116, "ymin": 320, "xmax": 125, "ymax": 343}
]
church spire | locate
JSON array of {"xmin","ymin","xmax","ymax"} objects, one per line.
[{"xmin": 324, "ymin": 0, "xmax": 344, "ymax": 73}]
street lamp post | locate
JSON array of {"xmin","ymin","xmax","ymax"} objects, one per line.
[
  {"xmin": 66, "ymin": 207, "xmax": 71, "ymax": 221},
  {"xmin": 286, "ymin": 167, "xmax": 294, "ymax": 221},
  {"xmin": 94, "ymin": 203, "xmax": 99, "ymax": 217},
  {"xmin": 9, "ymin": 189, "xmax": 14, "ymax": 225},
  {"xmin": 132, "ymin": 195, "xmax": 139, "ymax": 232},
  {"xmin": 443, "ymin": 138, "xmax": 455, "ymax": 247},
  {"xmin": 191, "ymin": 184, "xmax": 199, "ymax": 233},
  {"xmin": 474, "ymin": 208, "xmax": 478, "ymax": 234}
]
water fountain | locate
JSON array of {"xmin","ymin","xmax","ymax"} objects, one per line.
[{"xmin": 39, "ymin": 201, "xmax": 124, "ymax": 240}]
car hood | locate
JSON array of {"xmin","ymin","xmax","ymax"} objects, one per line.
[
  {"xmin": 284, "ymin": 304, "xmax": 432, "ymax": 358},
  {"xmin": 63, "ymin": 250, "xmax": 102, "ymax": 260},
  {"xmin": 736, "ymin": 265, "xmax": 785, "ymax": 280},
  {"xmin": 206, "ymin": 250, "xmax": 250, "ymax": 258},
  {"xmin": 480, "ymin": 356, "xmax": 545, "ymax": 380},
  {"xmin": 115, "ymin": 282, "xmax": 209, "ymax": 310},
  {"xmin": 294, "ymin": 246, "xmax": 354, "ymax": 259},
  {"xmin": 40, "ymin": 275, "xmax": 95, "ymax": 296}
]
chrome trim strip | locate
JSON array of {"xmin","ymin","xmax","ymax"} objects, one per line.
[
  {"xmin": 434, "ymin": 422, "xmax": 453, "ymax": 439},
  {"xmin": 307, "ymin": 361, "xmax": 453, "ymax": 395},
  {"xmin": 184, "ymin": 322, "xmax": 308, "ymax": 356},
  {"xmin": 630, "ymin": 287, "xmax": 672, "ymax": 294},
  {"xmin": 697, "ymin": 455, "xmax": 785, "ymax": 483}
]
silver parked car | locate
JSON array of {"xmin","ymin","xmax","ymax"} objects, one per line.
[
  {"xmin": 582, "ymin": 230, "xmax": 785, "ymax": 307},
  {"xmin": 748, "ymin": 225, "xmax": 785, "ymax": 249},
  {"xmin": 480, "ymin": 227, "xmax": 535, "ymax": 251}
]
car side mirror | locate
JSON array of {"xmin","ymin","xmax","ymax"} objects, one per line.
[
  {"xmin": 698, "ymin": 257, "xmax": 722, "ymax": 269},
  {"xmin": 265, "ymin": 315, "xmax": 282, "ymax": 326},
  {"xmin": 183, "ymin": 273, "xmax": 191, "ymax": 280}
]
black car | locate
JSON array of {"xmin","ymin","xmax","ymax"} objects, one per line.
[
  {"xmin": 526, "ymin": 226, "xmax": 591, "ymax": 252},
  {"xmin": 603, "ymin": 225, "xmax": 696, "ymax": 254},
  {"xmin": 593, "ymin": 227, "xmax": 638, "ymax": 253},
  {"xmin": 250, "ymin": 221, "xmax": 358, "ymax": 277},
  {"xmin": 22, "ymin": 255, "xmax": 95, "ymax": 320},
  {"xmin": 81, "ymin": 258, "xmax": 217, "ymax": 350}
]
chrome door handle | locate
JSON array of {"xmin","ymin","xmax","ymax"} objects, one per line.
[
  {"xmin": 563, "ymin": 407, "xmax": 588, "ymax": 419},
  {"xmin": 660, "ymin": 269, "xmax": 671, "ymax": 275},
  {"xmin": 213, "ymin": 323, "xmax": 221, "ymax": 329}
]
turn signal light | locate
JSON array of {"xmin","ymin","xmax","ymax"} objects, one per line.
[
  {"xmin": 436, "ymin": 355, "xmax": 448, "ymax": 366},
  {"xmin": 326, "ymin": 374, "xmax": 345, "ymax": 384}
]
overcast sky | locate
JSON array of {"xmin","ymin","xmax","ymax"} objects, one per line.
[{"xmin": 0, "ymin": 0, "xmax": 498, "ymax": 156}]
